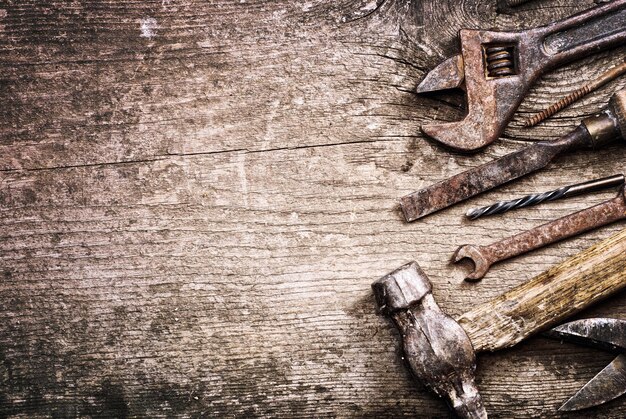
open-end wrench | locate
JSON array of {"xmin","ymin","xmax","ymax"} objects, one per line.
[
  {"xmin": 417, "ymin": 0, "xmax": 626, "ymax": 151},
  {"xmin": 453, "ymin": 184, "xmax": 626, "ymax": 281}
]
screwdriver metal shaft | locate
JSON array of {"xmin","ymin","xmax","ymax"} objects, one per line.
[{"xmin": 466, "ymin": 174, "xmax": 625, "ymax": 220}]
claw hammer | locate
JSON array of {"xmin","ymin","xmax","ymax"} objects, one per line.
[{"xmin": 373, "ymin": 227, "xmax": 626, "ymax": 418}]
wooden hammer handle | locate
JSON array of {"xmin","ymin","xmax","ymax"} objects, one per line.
[{"xmin": 457, "ymin": 227, "xmax": 626, "ymax": 353}]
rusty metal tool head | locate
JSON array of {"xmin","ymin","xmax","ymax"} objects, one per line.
[
  {"xmin": 373, "ymin": 262, "xmax": 485, "ymax": 418},
  {"xmin": 417, "ymin": 0, "xmax": 626, "ymax": 151},
  {"xmin": 545, "ymin": 318, "xmax": 626, "ymax": 411},
  {"xmin": 401, "ymin": 87, "xmax": 626, "ymax": 222},
  {"xmin": 373, "ymin": 226, "xmax": 626, "ymax": 417}
]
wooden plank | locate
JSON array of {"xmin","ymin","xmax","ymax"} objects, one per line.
[{"xmin": 2, "ymin": 0, "xmax": 626, "ymax": 417}]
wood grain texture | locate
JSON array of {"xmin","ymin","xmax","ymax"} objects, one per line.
[{"xmin": 1, "ymin": 0, "xmax": 626, "ymax": 417}]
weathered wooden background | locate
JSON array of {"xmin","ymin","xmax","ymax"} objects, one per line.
[{"xmin": 1, "ymin": 0, "xmax": 626, "ymax": 417}]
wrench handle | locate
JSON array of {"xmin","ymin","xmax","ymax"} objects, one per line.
[
  {"xmin": 480, "ymin": 189, "xmax": 626, "ymax": 267},
  {"xmin": 540, "ymin": 0, "xmax": 626, "ymax": 65}
]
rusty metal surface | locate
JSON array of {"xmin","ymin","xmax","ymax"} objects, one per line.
[
  {"xmin": 612, "ymin": 82, "xmax": 626, "ymax": 138},
  {"xmin": 417, "ymin": 0, "xmax": 626, "ymax": 151},
  {"xmin": 400, "ymin": 125, "xmax": 592, "ymax": 221},
  {"xmin": 546, "ymin": 319, "xmax": 626, "ymax": 411},
  {"xmin": 417, "ymin": 54, "xmax": 465, "ymax": 93},
  {"xmin": 400, "ymin": 88, "xmax": 626, "ymax": 222},
  {"xmin": 372, "ymin": 262, "xmax": 486, "ymax": 419},
  {"xmin": 454, "ymin": 185, "xmax": 626, "ymax": 280}
]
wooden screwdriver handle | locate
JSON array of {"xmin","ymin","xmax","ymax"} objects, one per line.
[{"xmin": 457, "ymin": 227, "xmax": 626, "ymax": 352}]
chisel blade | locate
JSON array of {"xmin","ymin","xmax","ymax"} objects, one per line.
[{"xmin": 400, "ymin": 127, "xmax": 588, "ymax": 222}]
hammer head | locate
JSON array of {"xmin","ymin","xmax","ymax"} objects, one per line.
[{"xmin": 373, "ymin": 262, "xmax": 487, "ymax": 419}]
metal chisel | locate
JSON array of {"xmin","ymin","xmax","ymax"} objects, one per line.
[{"xmin": 400, "ymin": 88, "xmax": 626, "ymax": 222}]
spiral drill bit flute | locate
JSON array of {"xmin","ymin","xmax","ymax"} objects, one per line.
[{"xmin": 465, "ymin": 174, "xmax": 625, "ymax": 220}]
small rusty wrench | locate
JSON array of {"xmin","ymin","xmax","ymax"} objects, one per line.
[
  {"xmin": 418, "ymin": 0, "xmax": 626, "ymax": 151},
  {"xmin": 453, "ymin": 184, "xmax": 626, "ymax": 281}
]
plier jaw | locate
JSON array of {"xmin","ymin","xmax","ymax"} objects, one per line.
[{"xmin": 546, "ymin": 318, "xmax": 626, "ymax": 411}]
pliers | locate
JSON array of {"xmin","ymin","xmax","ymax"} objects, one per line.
[{"xmin": 546, "ymin": 318, "xmax": 626, "ymax": 411}]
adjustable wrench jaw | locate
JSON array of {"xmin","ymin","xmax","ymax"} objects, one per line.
[{"xmin": 420, "ymin": 27, "xmax": 546, "ymax": 152}]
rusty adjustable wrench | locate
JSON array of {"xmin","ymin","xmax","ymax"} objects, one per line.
[
  {"xmin": 418, "ymin": 0, "xmax": 626, "ymax": 151},
  {"xmin": 454, "ymin": 183, "xmax": 626, "ymax": 281}
]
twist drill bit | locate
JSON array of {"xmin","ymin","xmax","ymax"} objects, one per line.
[{"xmin": 466, "ymin": 174, "xmax": 625, "ymax": 220}]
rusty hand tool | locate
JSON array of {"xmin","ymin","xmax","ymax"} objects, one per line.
[
  {"xmin": 400, "ymin": 88, "xmax": 626, "ymax": 222},
  {"xmin": 373, "ymin": 227, "xmax": 626, "ymax": 418},
  {"xmin": 545, "ymin": 318, "xmax": 626, "ymax": 411},
  {"xmin": 417, "ymin": 0, "xmax": 626, "ymax": 151},
  {"xmin": 465, "ymin": 174, "xmax": 625, "ymax": 219},
  {"xmin": 454, "ymin": 183, "xmax": 626, "ymax": 281}
]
